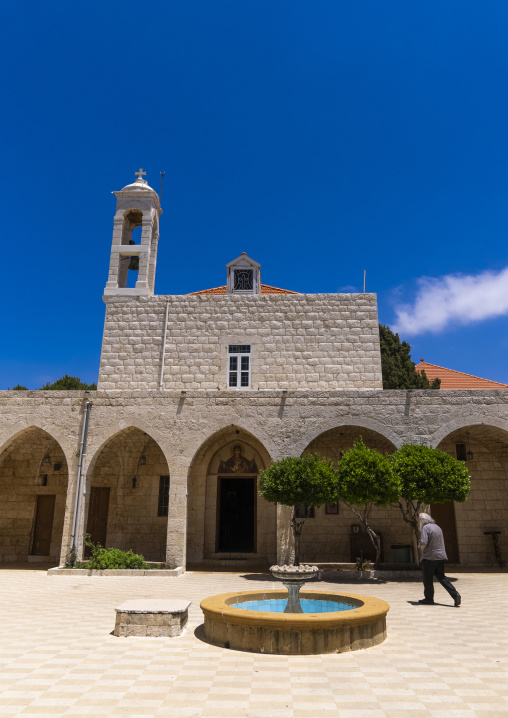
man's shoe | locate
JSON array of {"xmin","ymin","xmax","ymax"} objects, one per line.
[
  {"xmin": 417, "ymin": 599, "xmax": 435, "ymax": 605},
  {"xmin": 454, "ymin": 594, "xmax": 461, "ymax": 607}
]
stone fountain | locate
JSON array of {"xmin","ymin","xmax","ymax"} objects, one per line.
[
  {"xmin": 200, "ymin": 564, "xmax": 390, "ymax": 655},
  {"xmin": 269, "ymin": 564, "xmax": 319, "ymax": 612}
]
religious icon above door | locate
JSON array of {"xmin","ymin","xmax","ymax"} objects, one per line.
[{"xmin": 218, "ymin": 444, "xmax": 258, "ymax": 474}]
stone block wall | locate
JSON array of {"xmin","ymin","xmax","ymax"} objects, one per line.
[
  {"xmin": 0, "ymin": 429, "xmax": 68, "ymax": 562},
  {"xmin": 87, "ymin": 428, "xmax": 170, "ymax": 561},
  {"xmin": 438, "ymin": 431, "xmax": 508, "ymax": 565},
  {"xmin": 1, "ymin": 388, "xmax": 507, "ymax": 568},
  {"xmin": 98, "ymin": 293, "xmax": 383, "ymax": 391}
]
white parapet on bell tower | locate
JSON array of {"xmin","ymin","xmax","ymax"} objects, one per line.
[{"xmin": 104, "ymin": 169, "xmax": 162, "ymax": 296}]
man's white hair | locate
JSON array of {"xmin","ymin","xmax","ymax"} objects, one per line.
[{"xmin": 419, "ymin": 512, "xmax": 435, "ymax": 526}]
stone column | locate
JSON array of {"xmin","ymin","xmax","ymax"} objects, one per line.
[
  {"xmin": 58, "ymin": 452, "xmax": 80, "ymax": 567},
  {"xmin": 105, "ymin": 215, "xmax": 124, "ymax": 290},
  {"xmin": 165, "ymin": 474, "xmax": 188, "ymax": 569},
  {"xmin": 135, "ymin": 215, "xmax": 154, "ymax": 291}
]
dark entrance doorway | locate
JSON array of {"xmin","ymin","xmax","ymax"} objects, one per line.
[
  {"xmin": 430, "ymin": 502, "xmax": 459, "ymax": 563},
  {"xmin": 217, "ymin": 477, "xmax": 256, "ymax": 552},
  {"xmin": 31, "ymin": 495, "xmax": 56, "ymax": 555},
  {"xmin": 86, "ymin": 487, "xmax": 110, "ymax": 549}
]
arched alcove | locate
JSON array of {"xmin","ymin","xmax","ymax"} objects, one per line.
[
  {"xmin": 300, "ymin": 425, "xmax": 408, "ymax": 564},
  {"xmin": 186, "ymin": 425, "xmax": 275, "ymax": 568},
  {"xmin": 85, "ymin": 427, "xmax": 170, "ymax": 561},
  {"xmin": 0, "ymin": 427, "xmax": 69, "ymax": 563},
  {"xmin": 436, "ymin": 423, "xmax": 508, "ymax": 566}
]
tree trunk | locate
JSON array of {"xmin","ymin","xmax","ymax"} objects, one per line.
[
  {"xmin": 343, "ymin": 503, "xmax": 380, "ymax": 569},
  {"xmin": 291, "ymin": 512, "xmax": 305, "ymax": 567},
  {"xmin": 397, "ymin": 499, "xmax": 422, "ymax": 556},
  {"xmin": 366, "ymin": 526, "xmax": 381, "ymax": 569}
]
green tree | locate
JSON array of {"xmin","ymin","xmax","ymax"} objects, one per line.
[
  {"xmin": 336, "ymin": 439, "xmax": 401, "ymax": 568},
  {"xmin": 259, "ymin": 454, "xmax": 338, "ymax": 566},
  {"xmin": 40, "ymin": 375, "xmax": 97, "ymax": 390},
  {"xmin": 10, "ymin": 384, "xmax": 28, "ymax": 390},
  {"xmin": 391, "ymin": 443, "xmax": 470, "ymax": 547},
  {"xmin": 379, "ymin": 324, "xmax": 441, "ymax": 390}
]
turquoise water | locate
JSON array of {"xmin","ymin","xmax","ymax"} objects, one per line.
[{"xmin": 231, "ymin": 598, "xmax": 356, "ymax": 613}]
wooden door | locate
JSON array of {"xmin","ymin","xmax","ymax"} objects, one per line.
[
  {"xmin": 86, "ymin": 487, "xmax": 110, "ymax": 549},
  {"xmin": 430, "ymin": 502, "xmax": 459, "ymax": 563},
  {"xmin": 32, "ymin": 495, "xmax": 56, "ymax": 555}
]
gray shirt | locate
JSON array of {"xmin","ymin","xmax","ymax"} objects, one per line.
[{"xmin": 420, "ymin": 523, "xmax": 448, "ymax": 561}]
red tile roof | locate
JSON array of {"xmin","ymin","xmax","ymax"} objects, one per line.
[
  {"xmin": 416, "ymin": 360, "xmax": 508, "ymax": 390},
  {"xmin": 187, "ymin": 284, "xmax": 299, "ymax": 295}
]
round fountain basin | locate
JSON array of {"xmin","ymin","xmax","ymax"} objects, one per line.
[
  {"xmin": 201, "ymin": 590, "xmax": 389, "ymax": 655},
  {"xmin": 232, "ymin": 598, "xmax": 355, "ymax": 613}
]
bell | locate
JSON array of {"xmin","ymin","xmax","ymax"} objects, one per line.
[{"xmin": 128, "ymin": 256, "xmax": 139, "ymax": 271}]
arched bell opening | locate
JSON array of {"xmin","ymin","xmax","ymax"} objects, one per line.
[
  {"xmin": 186, "ymin": 426, "xmax": 275, "ymax": 569},
  {"xmin": 84, "ymin": 427, "xmax": 170, "ymax": 562},
  {"xmin": 118, "ymin": 209, "xmax": 143, "ymax": 289},
  {"xmin": 300, "ymin": 426, "xmax": 406, "ymax": 565},
  {"xmin": 0, "ymin": 427, "xmax": 69, "ymax": 564},
  {"xmin": 436, "ymin": 424, "xmax": 508, "ymax": 566}
]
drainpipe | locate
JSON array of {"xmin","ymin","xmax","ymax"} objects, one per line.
[
  {"xmin": 70, "ymin": 399, "xmax": 92, "ymax": 556},
  {"xmin": 159, "ymin": 300, "xmax": 170, "ymax": 390}
]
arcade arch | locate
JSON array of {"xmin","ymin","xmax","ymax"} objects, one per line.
[
  {"xmin": 436, "ymin": 423, "xmax": 508, "ymax": 566},
  {"xmin": 299, "ymin": 425, "xmax": 411, "ymax": 564},
  {"xmin": 0, "ymin": 427, "xmax": 69, "ymax": 563},
  {"xmin": 186, "ymin": 425, "xmax": 276, "ymax": 568},
  {"xmin": 85, "ymin": 427, "xmax": 170, "ymax": 561}
]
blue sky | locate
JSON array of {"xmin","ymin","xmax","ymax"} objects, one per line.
[{"xmin": 1, "ymin": 1, "xmax": 508, "ymax": 388}]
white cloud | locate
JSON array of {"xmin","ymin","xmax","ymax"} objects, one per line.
[
  {"xmin": 392, "ymin": 266, "xmax": 508, "ymax": 335},
  {"xmin": 338, "ymin": 284, "xmax": 358, "ymax": 292}
]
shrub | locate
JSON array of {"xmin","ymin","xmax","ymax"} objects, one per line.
[
  {"xmin": 86, "ymin": 547, "xmax": 149, "ymax": 570},
  {"xmin": 84, "ymin": 536, "xmax": 149, "ymax": 569}
]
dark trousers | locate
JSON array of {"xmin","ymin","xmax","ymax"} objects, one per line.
[{"xmin": 421, "ymin": 559, "xmax": 460, "ymax": 602}]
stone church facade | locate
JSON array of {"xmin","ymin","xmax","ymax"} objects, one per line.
[{"xmin": 1, "ymin": 174, "xmax": 507, "ymax": 570}]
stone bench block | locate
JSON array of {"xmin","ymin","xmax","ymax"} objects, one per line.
[
  {"xmin": 114, "ymin": 599, "xmax": 191, "ymax": 637},
  {"xmin": 48, "ymin": 567, "xmax": 184, "ymax": 576}
]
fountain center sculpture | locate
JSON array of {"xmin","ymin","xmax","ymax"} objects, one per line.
[{"xmin": 269, "ymin": 564, "xmax": 319, "ymax": 613}]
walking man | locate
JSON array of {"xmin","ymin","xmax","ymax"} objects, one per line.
[{"xmin": 418, "ymin": 512, "xmax": 461, "ymax": 606}]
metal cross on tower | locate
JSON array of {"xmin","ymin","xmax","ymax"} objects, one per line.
[{"xmin": 135, "ymin": 168, "xmax": 146, "ymax": 180}]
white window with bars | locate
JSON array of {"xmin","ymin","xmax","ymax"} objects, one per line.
[{"xmin": 228, "ymin": 345, "xmax": 251, "ymax": 388}]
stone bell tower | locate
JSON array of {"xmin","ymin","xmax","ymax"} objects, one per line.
[{"xmin": 104, "ymin": 169, "xmax": 162, "ymax": 296}]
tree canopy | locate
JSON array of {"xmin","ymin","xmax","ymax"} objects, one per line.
[
  {"xmin": 336, "ymin": 438, "xmax": 400, "ymax": 567},
  {"xmin": 40, "ymin": 375, "xmax": 97, "ymax": 390},
  {"xmin": 391, "ymin": 443, "xmax": 470, "ymax": 505},
  {"xmin": 259, "ymin": 454, "xmax": 338, "ymax": 508},
  {"xmin": 390, "ymin": 443, "xmax": 471, "ymax": 546},
  {"xmin": 336, "ymin": 439, "xmax": 400, "ymax": 508},
  {"xmin": 379, "ymin": 324, "xmax": 441, "ymax": 390},
  {"xmin": 9, "ymin": 375, "xmax": 97, "ymax": 391},
  {"xmin": 259, "ymin": 453, "xmax": 338, "ymax": 565}
]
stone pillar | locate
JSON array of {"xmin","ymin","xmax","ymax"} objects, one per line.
[
  {"xmin": 105, "ymin": 215, "xmax": 125, "ymax": 290},
  {"xmin": 165, "ymin": 475, "xmax": 187, "ymax": 569},
  {"xmin": 276, "ymin": 504, "xmax": 294, "ymax": 565},
  {"xmin": 58, "ymin": 452, "xmax": 80, "ymax": 567},
  {"xmin": 135, "ymin": 216, "xmax": 154, "ymax": 291}
]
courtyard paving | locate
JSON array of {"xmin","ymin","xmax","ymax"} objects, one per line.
[{"xmin": 0, "ymin": 567, "xmax": 507, "ymax": 717}]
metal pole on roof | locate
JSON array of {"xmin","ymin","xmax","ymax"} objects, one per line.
[{"xmin": 363, "ymin": 270, "xmax": 366, "ymax": 294}]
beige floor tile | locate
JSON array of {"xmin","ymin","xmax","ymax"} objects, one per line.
[{"xmin": 0, "ymin": 569, "xmax": 507, "ymax": 718}]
